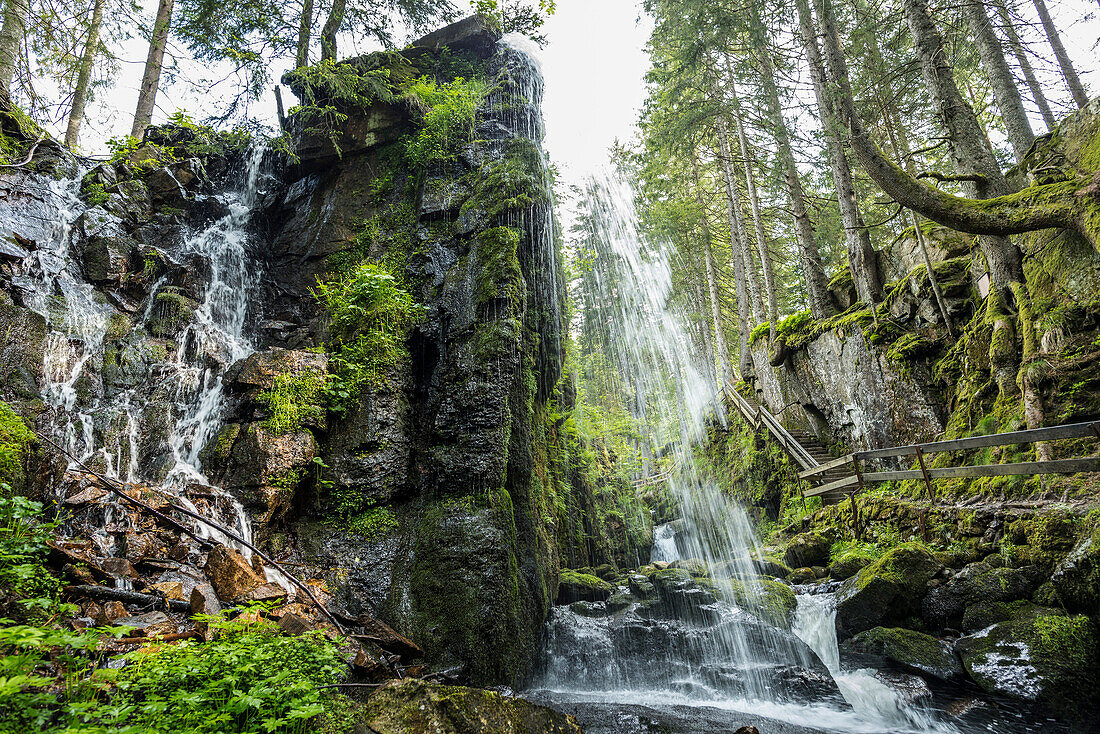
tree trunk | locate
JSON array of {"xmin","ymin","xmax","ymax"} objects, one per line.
[
  {"xmin": 320, "ymin": 0, "xmax": 346, "ymax": 63},
  {"xmin": 817, "ymin": 0, "xmax": 1094, "ymax": 244},
  {"xmin": 1030, "ymin": 0, "xmax": 1089, "ymax": 108},
  {"xmin": 64, "ymin": 0, "xmax": 106, "ymax": 149},
  {"xmin": 296, "ymin": 0, "xmax": 314, "ymax": 68},
  {"xmin": 965, "ymin": 0, "xmax": 1034, "ymax": 162},
  {"xmin": 695, "ymin": 279, "xmax": 719, "ymax": 388},
  {"xmin": 754, "ymin": 35, "xmax": 834, "ymax": 319},
  {"xmin": 131, "ymin": 0, "xmax": 175, "ymax": 139},
  {"xmin": 900, "ymin": 0, "xmax": 1022, "ymax": 298},
  {"xmin": 727, "ymin": 64, "xmax": 778, "ymax": 338},
  {"xmin": 690, "ymin": 155, "xmax": 734, "ymax": 383},
  {"xmin": 0, "ymin": 0, "xmax": 28, "ymax": 92},
  {"xmin": 995, "ymin": 0, "xmax": 1056, "ymax": 129},
  {"xmin": 712, "ymin": 105, "xmax": 765, "ymax": 330},
  {"xmin": 795, "ymin": 0, "xmax": 882, "ymax": 306}
]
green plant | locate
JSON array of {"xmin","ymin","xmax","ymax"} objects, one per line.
[
  {"xmin": 0, "ymin": 494, "xmax": 64, "ymax": 622},
  {"xmin": 404, "ymin": 76, "xmax": 486, "ymax": 167},
  {"xmin": 257, "ymin": 369, "xmax": 327, "ymax": 435},
  {"xmin": 0, "ymin": 403, "xmax": 33, "ymax": 490}
]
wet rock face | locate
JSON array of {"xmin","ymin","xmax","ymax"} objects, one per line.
[
  {"xmin": 844, "ymin": 626, "xmax": 963, "ymax": 681},
  {"xmin": 835, "ymin": 543, "xmax": 941, "ymax": 637},
  {"xmin": 921, "ymin": 560, "xmax": 1044, "ymax": 631}
]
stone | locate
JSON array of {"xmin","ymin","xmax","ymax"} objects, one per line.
[
  {"xmin": 93, "ymin": 600, "xmax": 128, "ymax": 627},
  {"xmin": 116, "ymin": 611, "xmax": 177, "ymax": 637},
  {"xmin": 361, "ymin": 678, "xmax": 583, "ymax": 734},
  {"xmin": 102, "ymin": 557, "xmax": 137, "ymax": 579},
  {"xmin": 954, "ymin": 605, "xmax": 1099, "ymax": 723},
  {"xmin": 835, "ymin": 543, "xmax": 941, "ymax": 638},
  {"xmin": 278, "ymin": 613, "xmax": 314, "ymax": 636},
  {"xmin": 124, "ymin": 532, "xmax": 156, "ymax": 562},
  {"xmin": 921, "ymin": 561, "xmax": 1043, "ymax": 630},
  {"xmin": 627, "ymin": 574, "xmax": 656, "ymax": 599},
  {"xmin": 63, "ymin": 563, "xmax": 97, "ymax": 586},
  {"xmin": 873, "ymin": 670, "xmax": 932, "ymax": 707},
  {"xmin": 409, "ymin": 15, "xmax": 502, "ymax": 57},
  {"xmin": 828, "ymin": 550, "xmax": 874, "ymax": 580},
  {"xmin": 150, "ymin": 581, "xmax": 185, "ymax": 600},
  {"xmin": 203, "ymin": 546, "xmax": 263, "ymax": 601},
  {"xmin": 786, "ymin": 567, "xmax": 816, "ymax": 584},
  {"xmin": 237, "ymin": 583, "xmax": 288, "ymax": 604},
  {"xmin": 844, "ymin": 626, "xmax": 964, "ymax": 681},
  {"xmin": 190, "ymin": 583, "xmax": 221, "ymax": 617},
  {"xmin": 557, "ymin": 569, "xmax": 613, "ymax": 604},
  {"xmin": 1050, "ymin": 524, "xmax": 1100, "ymax": 616},
  {"xmin": 358, "ymin": 617, "xmax": 424, "ymax": 658},
  {"xmin": 783, "ymin": 532, "xmax": 831, "ymax": 568}
]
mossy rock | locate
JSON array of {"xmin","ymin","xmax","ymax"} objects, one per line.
[
  {"xmin": 783, "ymin": 532, "xmax": 831, "ymax": 568},
  {"xmin": 829, "ymin": 550, "xmax": 875, "ymax": 581},
  {"xmin": 836, "ymin": 543, "xmax": 941, "ymax": 637},
  {"xmin": 713, "ymin": 577, "xmax": 797, "ymax": 629},
  {"xmin": 921, "ymin": 561, "xmax": 1044, "ymax": 630},
  {"xmin": 845, "ymin": 626, "xmax": 963, "ymax": 681},
  {"xmin": 0, "ymin": 401, "xmax": 34, "ymax": 495},
  {"xmin": 1050, "ymin": 522, "xmax": 1100, "ymax": 617},
  {"xmin": 557, "ymin": 569, "xmax": 612, "ymax": 604},
  {"xmin": 955, "ymin": 606, "xmax": 1100, "ymax": 723},
  {"xmin": 361, "ymin": 678, "xmax": 583, "ymax": 733}
]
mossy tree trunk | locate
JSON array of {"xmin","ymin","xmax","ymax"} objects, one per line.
[
  {"xmin": 295, "ymin": 0, "xmax": 314, "ymax": 68},
  {"xmin": 131, "ymin": 0, "xmax": 175, "ymax": 139},
  {"xmin": 965, "ymin": 0, "xmax": 1034, "ymax": 162},
  {"xmin": 320, "ymin": 0, "xmax": 345, "ymax": 63},
  {"xmin": 795, "ymin": 0, "xmax": 882, "ymax": 306},
  {"xmin": 690, "ymin": 153, "xmax": 735, "ymax": 384},
  {"xmin": 0, "ymin": 0, "xmax": 28, "ymax": 92},
  {"xmin": 64, "ymin": 0, "xmax": 105, "ymax": 149}
]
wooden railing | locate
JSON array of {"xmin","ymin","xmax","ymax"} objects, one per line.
[
  {"xmin": 726, "ymin": 386, "xmax": 819, "ymax": 471},
  {"xmin": 799, "ymin": 420, "xmax": 1100, "ymax": 500}
]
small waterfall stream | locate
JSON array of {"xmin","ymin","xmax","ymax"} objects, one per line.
[{"xmin": 21, "ymin": 147, "xmax": 276, "ymax": 576}]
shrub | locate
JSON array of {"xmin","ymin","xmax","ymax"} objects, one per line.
[
  {"xmin": 257, "ymin": 369, "xmax": 327, "ymax": 435},
  {"xmin": 0, "ymin": 403, "xmax": 33, "ymax": 490},
  {"xmin": 0, "ymin": 494, "xmax": 63, "ymax": 622},
  {"xmin": 404, "ymin": 76, "xmax": 486, "ymax": 168}
]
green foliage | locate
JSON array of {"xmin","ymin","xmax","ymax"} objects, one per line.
[
  {"xmin": 257, "ymin": 369, "xmax": 327, "ymax": 435},
  {"xmin": 0, "ymin": 404, "xmax": 33, "ymax": 490},
  {"xmin": 404, "ymin": 76, "xmax": 486, "ymax": 168},
  {"xmin": 1032, "ymin": 615, "xmax": 1095, "ymax": 674},
  {"xmin": 748, "ymin": 321, "xmax": 771, "ymax": 347},
  {"xmin": 0, "ymin": 494, "xmax": 63, "ymax": 623},
  {"xmin": 346, "ymin": 505, "xmax": 399, "ymax": 540},
  {"xmin": 314, "ymin": 261, "xmax": 424, "ymax": 413}
]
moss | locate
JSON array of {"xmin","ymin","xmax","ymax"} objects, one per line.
[
  {"xmin": 0, "ymin": 401, "xmax": 33, "ymax": 492},
  {"xmin": 558, "ymin": 569, "xmax": 613, "ymax": 594},
  {"xmin": 460, "ymin": 138, "xmax": 549, "ymax": 223},
  {"xmin": 257, "ymin": 368, "xmax": 327, "ymax": 435},
  {"xmin": 847, "ymin": 627, "xmax": 960, "ymax": 677},
  {"xmin": 714, "ymin": 576, "xmax": 797, "ymax": 629},
  {"xmin": 748, "ymin": 321, "xmax": 771, "ymax": 347},
  {"xmin": 347, "ymin": 505, "xmax": 399, "ymax": 540},
  {"xmin": 473, "ymin": 226, "xmax": 523, "ymax": 314}
]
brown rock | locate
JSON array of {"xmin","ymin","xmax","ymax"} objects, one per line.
[
  {"xmin": 64, "ymin": 484, "xmax": 107, "ymax": 505},
  {"xmin": 349, "ymin": 640, "xmax": 393, "ymax": 682},
  {"xmin": 277, "ymin": 613, "xmax": 313, "ymax": 636},
  {"xmin": 357, "ymin": 617, "xmax": 423, "ymax": 659},
  {"xmin": 125, "ymin": 532, "xmax": 156, "ymax": 562},
  {"xmin": 102, "ymin": 600, "xmax": 127, "ymax": 622},
  {"xmin": 167, "ymin": 542, "xmax": 190, "ymax": 561},
  {"xmin": 116, "ymin": 611, "xmax": 173, "ymax": 637},
  {"xmin": 83, "ymin": 601, "xmax": 103, "ymax": 621},
  {"xmin": 63, "ymin": 563, "xmax": 97, "ymax": 585},
  {"xmin": 204, "ymin": 546, "xmax": 263, "ymax": 601},
  {"xmin": 151, "ymin": 581, "xmax": 185, "ymax": 600},
  {"xmin": 190, "ymin": 583, "xmax": 222, "ymax": 640},
  {"xmin": 237, "ymin": 583, "xmax": 287, "ymax": 605},
  {"xmin": 102, "ymin": 557, "xmax": 137, "ymax": 579}
]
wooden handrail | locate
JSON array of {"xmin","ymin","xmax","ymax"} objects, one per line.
[{"xmin": 856, "ymin": 420, "xmax": 1100, "ymax": 460}]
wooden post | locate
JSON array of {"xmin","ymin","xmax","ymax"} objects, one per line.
[
  {"xmin": 850, "ymin": 455, "xmax": 865, "ymax": 539},
  {"xmin": 915, "ymin": 446, "xmax": 935, "ymax": 501},
  {"xmin": 275, "ymin": 85, "xmax": 287, "ymax": 131}
]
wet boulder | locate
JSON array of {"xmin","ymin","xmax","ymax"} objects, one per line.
[
  {"xmin": 921, "ymin": 561, "xmax": 1043, "ymax": 630},
  {"xmin": 844, "ymin": 626, "xmax": 964, "ymax": 681},
  {"xmin": 783, "ymin": 532, "xmax": 830, "ymax": 569},
  {"xmin": 557, "ymin": 569, "xmax": 613, "ymax": 603},
  {"xmin": 954, "ymin": 604, "xmax": 1100, "ymax": 723},
  {"xmin": 835, "ymin": 543, "xmax": 941, "ymax": 637},
  {"xmin": 203, "ymin": 546, "xmax": 263, "ymax": 601},
  {"xmin": 362, "ymin": 678, "xmax": 583, "ymax": 734},
  {"xmin": 828, "ymin": 548, "xmax": 875, "ymax": 580},
  {"xmin": 1050, "ymin": 523, "xmax": 1100, "ymax": 616}
]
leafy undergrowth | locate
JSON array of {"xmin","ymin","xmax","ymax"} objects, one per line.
[{"xmin": 0, "ymin": 493, "xmax": 353, "ymax": 734}]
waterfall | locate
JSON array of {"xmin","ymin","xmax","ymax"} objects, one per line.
[{"xmin": 22, "ymin": 146, "xmax": 276, "ymax": 576}]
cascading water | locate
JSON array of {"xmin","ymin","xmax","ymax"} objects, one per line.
[
  {"xmin": 21, "ymin": 146, "xmax": 277, "ymax": 575},
  {"xmin": 527, "ymin": 170, "xmax": 1023, "ymax": 733}
]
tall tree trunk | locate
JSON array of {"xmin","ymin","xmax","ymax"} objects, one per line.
[
  {"xmin": 65, "ymin": 0, "xmax": 106, "ymax": 149},
  {"xmin": 752, "ymin": 27, "xmax": 834, "ymax": 319},
  {"xmin": 0, "ymin": 0, "xmax": 28, "ymax": 92},
  {"xmin": 695, "ymin": 279, "xmax": 719, "ymax": 388},
  {"xmin": 996, "ymin": 0, "xmax": 1056, "ymax": 129},
  {"xmin": 1030, "ymin": 0, "xmax": 1088, "ymax": 108},
  {"xmin": 727, "ymin": 64, "xmax": 778, "ymax": 338},
  {"xmin": 320, "ymin": 0, "xmax": 346, "ymax": 63},
  {"xmin": 900, "ymin": 0, "xmax": 1022, "ymax": 300},
  {"xmin": 965, "ymin": 0, "xmax": 1034, "ymax": 162},
  {"xmin": 795, "ymin": 0, "xmax": 882, "ymax": 306},
  {"xmin": 295, "ymin": 0, "xmax": 314, "ymax": 68},
  {"xmin": 131, "ymin": 0, "xmax": 175, "ymax": 139},
  {"xmin": 690, "ymin": 155, "xmax": 734, "ymax": 383},
  {"xmin": 713, "ymin": 89, "xmax": 763, "ymax": 322}
]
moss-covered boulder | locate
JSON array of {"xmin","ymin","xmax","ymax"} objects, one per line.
[
  {"xmin": 783, "ymin": 532, "xmax": 831, "ymax": 568},
  {"xmin": 713, "ymin": 577, "xmax": 798, "ymax": 629},
  {"xmin": 0, "ymin": 401, "xmax": 34, "ymax": 495},
  {"xmin": 921, "ymin": 561, "xmax": 1043, "ymax": 630},
  {"xmin": 954, "ymin": 606, "xmax": 1100, "ymax": 723},
  {"xmin": 844, "ymin": 627, "xmax": 963, "ymax": 681},
  {"xmin": 361, "ymin": 678, "xmax": 583, "ymax": 733},
  {"xmin": 557, "ymin": 569, "xmax": 612, "ymax": 604},
  {"xmin": 1050, "ymin": 522, "xmax": 1100, "ymax": 616},
  {"xmin": 828, "ymin": 549, "xmax": 875, "ymax": 580},
  {"xmin": 835, "ymin": 543, "xmax": 941, "ymax": 637}
]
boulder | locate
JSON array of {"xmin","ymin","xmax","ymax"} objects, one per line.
[
  {"xmin": 835, "ymin": 543, "xmax": 941, "ymax": 637},
  {"xmin": 150, "ymin": 581, "xmax": 185, "ymax": 600},
  {"xmin": 844, "ymin": 627, "xmax": 964, "ymax": 681},
  {"xmin": 115, "ymin": 611, "xmax": 177, "ymax": 637},
  {"xmin": 557, "ymin": 569, "xmax": 613, "ymax": 604},
  {"xmin": 828, "ymin": 550, "xmax": 875, "ymax": 581},
  {"xmin": 787, "ymin": 567, "xmax": 816, "ymax": 584},
  {"xmin": 954, "ymin": 605, "xmax": 1099, "ymax": 723},
  {"xmin": 361, "ymin": 678, "xmax": 584, "ymax": 734},
  {"xmin": 783, "ymin": 532, "xmax": 831, "ymax": 569},
  {"xmin": 102, "ymin": 557, "xmax": 137, "ymax": 579},
  {"xmin": 358, "ymin": 616, "xmax": 423, "ymax": 658},
  {"xmin": 237, "ymin": 582, "xmax": 288, "ymax": 604},
  {"xmin": 1050, "ymin": 523, "xmax": 1100, "ymax": 616},
  {"xmin": 409, "ymin": 15, "xmax": 502, "ymax": 58},
  {"xmin": 204, "ymin": 546, "xmax": 263, "ymax": 601},
  {"xmin": 921, "ymin": 561, "xmax": 1043, "ymax": 630}
]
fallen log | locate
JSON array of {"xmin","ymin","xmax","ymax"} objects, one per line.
[{"xmin": 64, "ymin": 584, "xmax": 192, "ymax": 613}]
